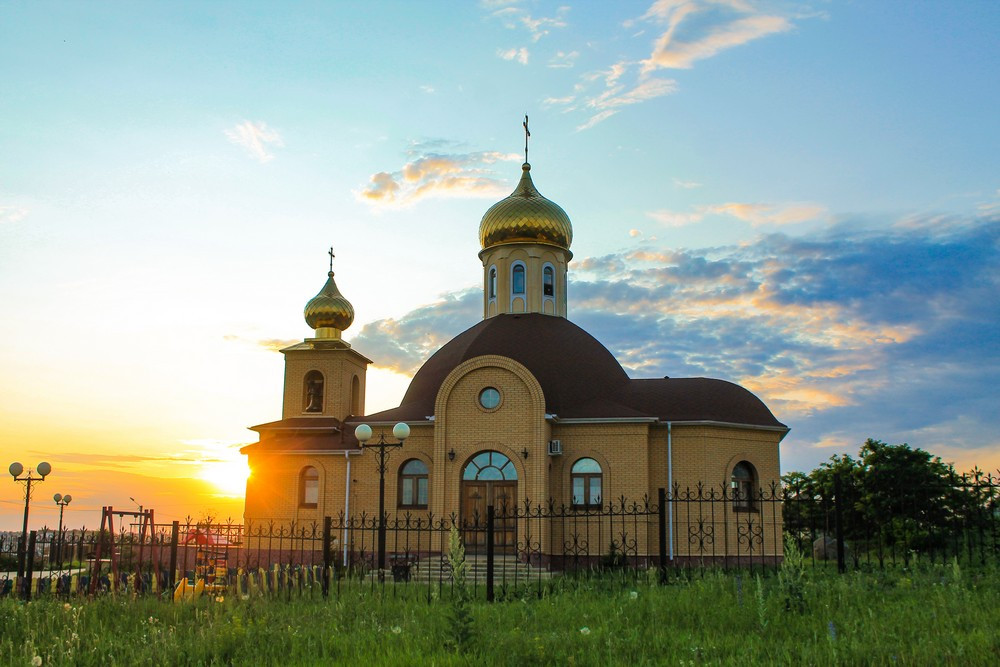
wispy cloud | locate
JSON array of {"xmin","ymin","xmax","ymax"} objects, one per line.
[
  {"xmin": 223, "ymin": 335, "xmax": 300, "ymax": 352},
  {"xmin": 673, "ymin": 178, "xmax": 702, "ymax": 189},
  {"xmin": 489, "ymin": 4, "xmax": 569, "ymax": 42},
  {"xmin": 356, "ymin": 143, "xmax": 521, "ymax": 207},
  {"xmin": 648, "ymin": 201, "xmax": 828, "ymax": 227},
  {"xmin": 545, "ymin": 1, "xmax": 804, "ymax": 129},
  {"xmin": 498, "ymin": 47, "xmax": 530, "ymax": 64},
  {"xmin": 224, "ymin": 120, "xmax": 284, "ymax": 163},
  {"xmin": 0, "ymin": 206, "xmax": 28, "ymax": 224},
  {"xmin": 640, "ymin": 2, "xmax": 792, "ymax": 73},
  {"xmin": 548, "ymin": 50, "xmax": 579, "ymax": 68},
  {"xmin": 348, "ymin": 214, "xmax": 1000, "ymax": 472}
]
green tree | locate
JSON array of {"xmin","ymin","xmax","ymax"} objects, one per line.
[{"xmin": 782, "ymin": 439, "xmax": 988, "ymax": 558}]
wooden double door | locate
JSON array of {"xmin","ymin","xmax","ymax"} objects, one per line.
[{"xmin": 460, "ymin": 481, "xmax": 517, "ymax": 553}]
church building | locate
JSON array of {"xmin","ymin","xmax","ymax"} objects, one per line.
[{"xmin": 241, "ymin": 153, "xmax": 788, "ymax": 562}]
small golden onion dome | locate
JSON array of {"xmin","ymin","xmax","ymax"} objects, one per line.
[
  {"xmin": 479, "ymin": 163, "xmax": 573, "ymax": 251},
  {"xmin": 304, "ymin": 271, "xmax": 355, "ymax": 334}
]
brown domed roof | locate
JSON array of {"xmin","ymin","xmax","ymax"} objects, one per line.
[{"xmin": 359, "ymin": 314, "xmax": 785, "ymax": 430}]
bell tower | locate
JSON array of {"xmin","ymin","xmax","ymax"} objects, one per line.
[{"xmin": 279, "ymin": 249, "xmax": 370, "ymax": 420}]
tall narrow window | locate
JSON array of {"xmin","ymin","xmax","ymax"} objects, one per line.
[
  {"xmin": 571, "ymin": 458, "xmax": 603, "ymax": 508},
  {"xmin": 303, "ymin": 371, "xmax": 324, "ymax": 413},
  {"xmin": 299, "ymin": 466, "xmax": 319, "ymax": 508},
  {"xmin": 543, "ymin": 265, "xmax": 554, "ymax": 297},
  {"xmin": 399, "ymin": 459, "xmax": 429, "ymax": 509},
  {"xmin": 731, "ymin": 461, "xmax": 757, "ymax": 511},
  {"xmin": 512, "ymin": 264, "xmax": 525, "ymax": 295},
  {"xmin": 488, "ymin": 267, "xmax": 497, "ymax": 299}
]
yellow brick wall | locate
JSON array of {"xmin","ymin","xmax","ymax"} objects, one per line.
[{"xmin": 281, "ymin": 348, "xmax": 368, "ymax": 420}]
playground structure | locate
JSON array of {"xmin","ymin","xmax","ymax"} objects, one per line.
[{"xmin": 173, "ymin": 527, "xmax": 231, "ymax": 600}]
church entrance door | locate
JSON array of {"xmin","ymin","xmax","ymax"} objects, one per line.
[{"xmin": 460, "ymin": 451, "xmax": 518, "ymax": 553}]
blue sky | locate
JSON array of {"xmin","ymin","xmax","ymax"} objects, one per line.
[{"xmin": 1, "ymin": 0, "xmax": 998, "ymax": 529}]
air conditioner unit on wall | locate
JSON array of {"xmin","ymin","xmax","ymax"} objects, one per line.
[{"xmin": 547, "ymin": 440, "xmax": 562, "ymax": 456}]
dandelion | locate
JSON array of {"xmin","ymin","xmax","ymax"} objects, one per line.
[
  {"xmin": 31, "ymin": 657, "xmax": 42, "ymax": 666},
  {"xmin": 63, "ymin": 603, "xmax": 71, "ymax": 611},
  {"xmin": 215, "ymin": 596, "xmax": 225, "ymax": 603},
  {"xmin": 580, "ymin": 627, "xmax": 591, "ymax": 635},
  {"xmin": 241, "ymin": 594, "xmax": 249, "ymax": 601},
  {"xmin": 629, "ymin": 591, "xmax": 638, "ymax": 600},
  {"xmin": 391, "ymin": 626, "xmax": 402, "ymax": 634}
]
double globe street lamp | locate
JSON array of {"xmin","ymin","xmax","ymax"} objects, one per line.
[
  {"xmin": 354, "ymin": 422, "xmax": 410, "ymax": 575},
  {"xmin": 8, "ymin": 461, "xmax": 52, "ymax": 578},
  {"xmin": 53, "ymin": 493, "xmax": 72, "ymax": 567}
]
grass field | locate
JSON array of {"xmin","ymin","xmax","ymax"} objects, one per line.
[{"xmin": 2, "ymin": 560, "xmax": 999, "ymax": 666}]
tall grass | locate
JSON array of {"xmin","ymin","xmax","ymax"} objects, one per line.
[{"xmin": 2, "ymin": 562, "xmax": 999, "ymax": 665}]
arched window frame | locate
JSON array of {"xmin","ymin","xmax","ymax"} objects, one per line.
[
  {"xmin": 510, "ymin": 261, "xmax": 526, "ymax": 305},
  {"xmin": 462, "ymin": 451, "xmax": 518, "ymax": 481},
  {"xmin": 541, "ymin": 262, "xmax": 556, "ymax": 306},
  {"xmin": 570, "ymin": 458, "xmax": 603, "ymax": 509},
  {"xmin": 303, "ymin": 370, "xmax": 324, "ymax": 413},
  {"xmin": 487, "ymin": 265, "xmax": 498, "ymax": 303},
  {"xmin": 398, "ymin": 459, "xmax": 429, "ymax": 509},
  {"xmin": 299, "ymin": 466, "xmax": 320, "ymax": 508},
  {"xmin": 731, "ymin": 461, "xmax": 758, "ymax": 512}
]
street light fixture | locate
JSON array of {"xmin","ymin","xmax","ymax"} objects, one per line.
[
  {"xmin": 354, "ymin": 422, "xmax": 410, "ymax": 575},
  {"xmin": 53, "ymin": 493, "xmax": 72, "ymax": 568},
  {"xmin": 9, "ymin": 461, "xmax": 51, "ymax": 578}
]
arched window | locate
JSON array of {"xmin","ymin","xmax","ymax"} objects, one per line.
[
  {"xmin": 488, "ymin": 266, "xmax": 497, "ymax": 300},
  {"xmin": 299, "ymin": 466, "xmax": 319, "ymax": 508},
  {"xmin": 511, "ymin": 263, "xmax": 525, "ymax": 295},
  {"xmin": 571, "ymin": 458, "xmax": 602, "ymax": 508},
  {"xmin": 350, "ymin": 375, "xmax": 361, "ymax": 416},
  {"xmin": 398, "ymin": 459, "xmax": 429, "ymax": 509},
  {"xmin": 731, "ymin": 461, "xmax": 757, "ymax": 511},
  {"xmin": 463, "ymin": 451, "xmax": 518, "ymax": 480},
  {"xmin": 543, "ymin": 265, "xmax": 554, "ymax": 297},
  {"xmin": 303, "ymin": 370, "xmax": 324, "ymax": 413}
]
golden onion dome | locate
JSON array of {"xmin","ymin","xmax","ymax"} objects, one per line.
[
  {"xmin": 479, "ymin": 163, "xmax": 572, "ymax": 251},
  {"xmin": 304, "ymin": 271, "xmax": 355, "ymax": 333}
]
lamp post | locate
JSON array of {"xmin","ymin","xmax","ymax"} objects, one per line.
[
  {"xmin": 53, "ymin": 493, "xmax": 72, "ymax": 568},
  {"xmin": 354, "ymin": 422, "xmax": 410, "ymax": 575},
  {"xmin": 9, "ymin": 461, "xmax": 51, "ymax": 578}
]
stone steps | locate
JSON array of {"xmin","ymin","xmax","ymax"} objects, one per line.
[{"xmin": 369, "ymin": 555, "xmax": 554, "ymax": 583}]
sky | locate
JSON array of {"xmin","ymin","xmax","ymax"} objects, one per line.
[{"xmin": 1, "ymin": 0, "xmax": 998, "ymax": 531}]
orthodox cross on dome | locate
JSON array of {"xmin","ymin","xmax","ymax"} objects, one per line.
[
  {"xmin": 522, "ymin": 114, "xmax": 530, "ymax": 164},
  {"xmin": 328, "ymin": 246, "xmax": 335, "ymax": 273}
]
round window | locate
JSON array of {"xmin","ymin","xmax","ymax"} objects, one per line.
[{"xmin": 478, "ymin": 387, "xmax": 501, "ymax": 410}]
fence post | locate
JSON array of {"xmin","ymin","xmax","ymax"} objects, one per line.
[
  {"xmin": 658, "ymin": 488, "xmax": 667, "ymax": 584},
  {"xmin": 322, "ymin": 516, "xmax": 332, "ymax": 598},
  {"xmin": 834, "ymin": 473, "xmax": 846, "ymax": 574},
  {"xmin": 168, "ymin": 520, "xmax": 179, "ymax": 594},
  {"xmin": 23, "ymin": 531, "xmax": 37, "ymax": 601},
  {"xmin": 486, "ymin": 504, "xmax": 495, "ymax": 603}
]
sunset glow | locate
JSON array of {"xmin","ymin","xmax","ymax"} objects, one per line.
[{"xmin": 1, "ymin": 2, "xmax": 998, "ymax": 531}]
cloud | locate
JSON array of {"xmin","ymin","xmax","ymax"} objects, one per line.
[
  {"xmin": 673, "ymin": 178, "xmax": 702, "ymax": 189},
  {"xmin": 640, "ymin": 5, "xmax": 792, "ymax": 73},
  {"xmin": 545, "ymin": 1, "xmax": 804, "ymax": 129},
  {"xmin": 357, "ymin": 145, "xmax": 521, "ymax": 207},
  {"xmin": 224, "ymin": 121, "xmax": 284, "ymax": 163},
  {"xmin": 347, "ymin": 214, "xmax": 1000, "ymax": 473},
  {"xmin": 497, "ymin": 47, "xmax": 530, "ymax": 64},
  {"xmin": 648, "ymin": 201, "xmax": 828, "ymax": 227},
  {"xmin": 489, "ymin": 4, "xmax": 569, "ymax": 42},
  {"xmin": 548, "ymin": 50, "xmax": 580, "ymax": 68},
  {"xmin": 419, "ymin": 85, "xmax": 436, "ymax": 94},
  {"xmin": 0, "ymin": 206, "xmax": 28, "ymax": 224},
  {"xmin": 223, "ymin": 335, "xmax": 299, "ymax": 352}
]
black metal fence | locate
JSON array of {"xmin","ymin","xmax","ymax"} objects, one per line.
[{"xmin": 2, "ymin": 474, "xmax": 997, "ymax": 602}]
